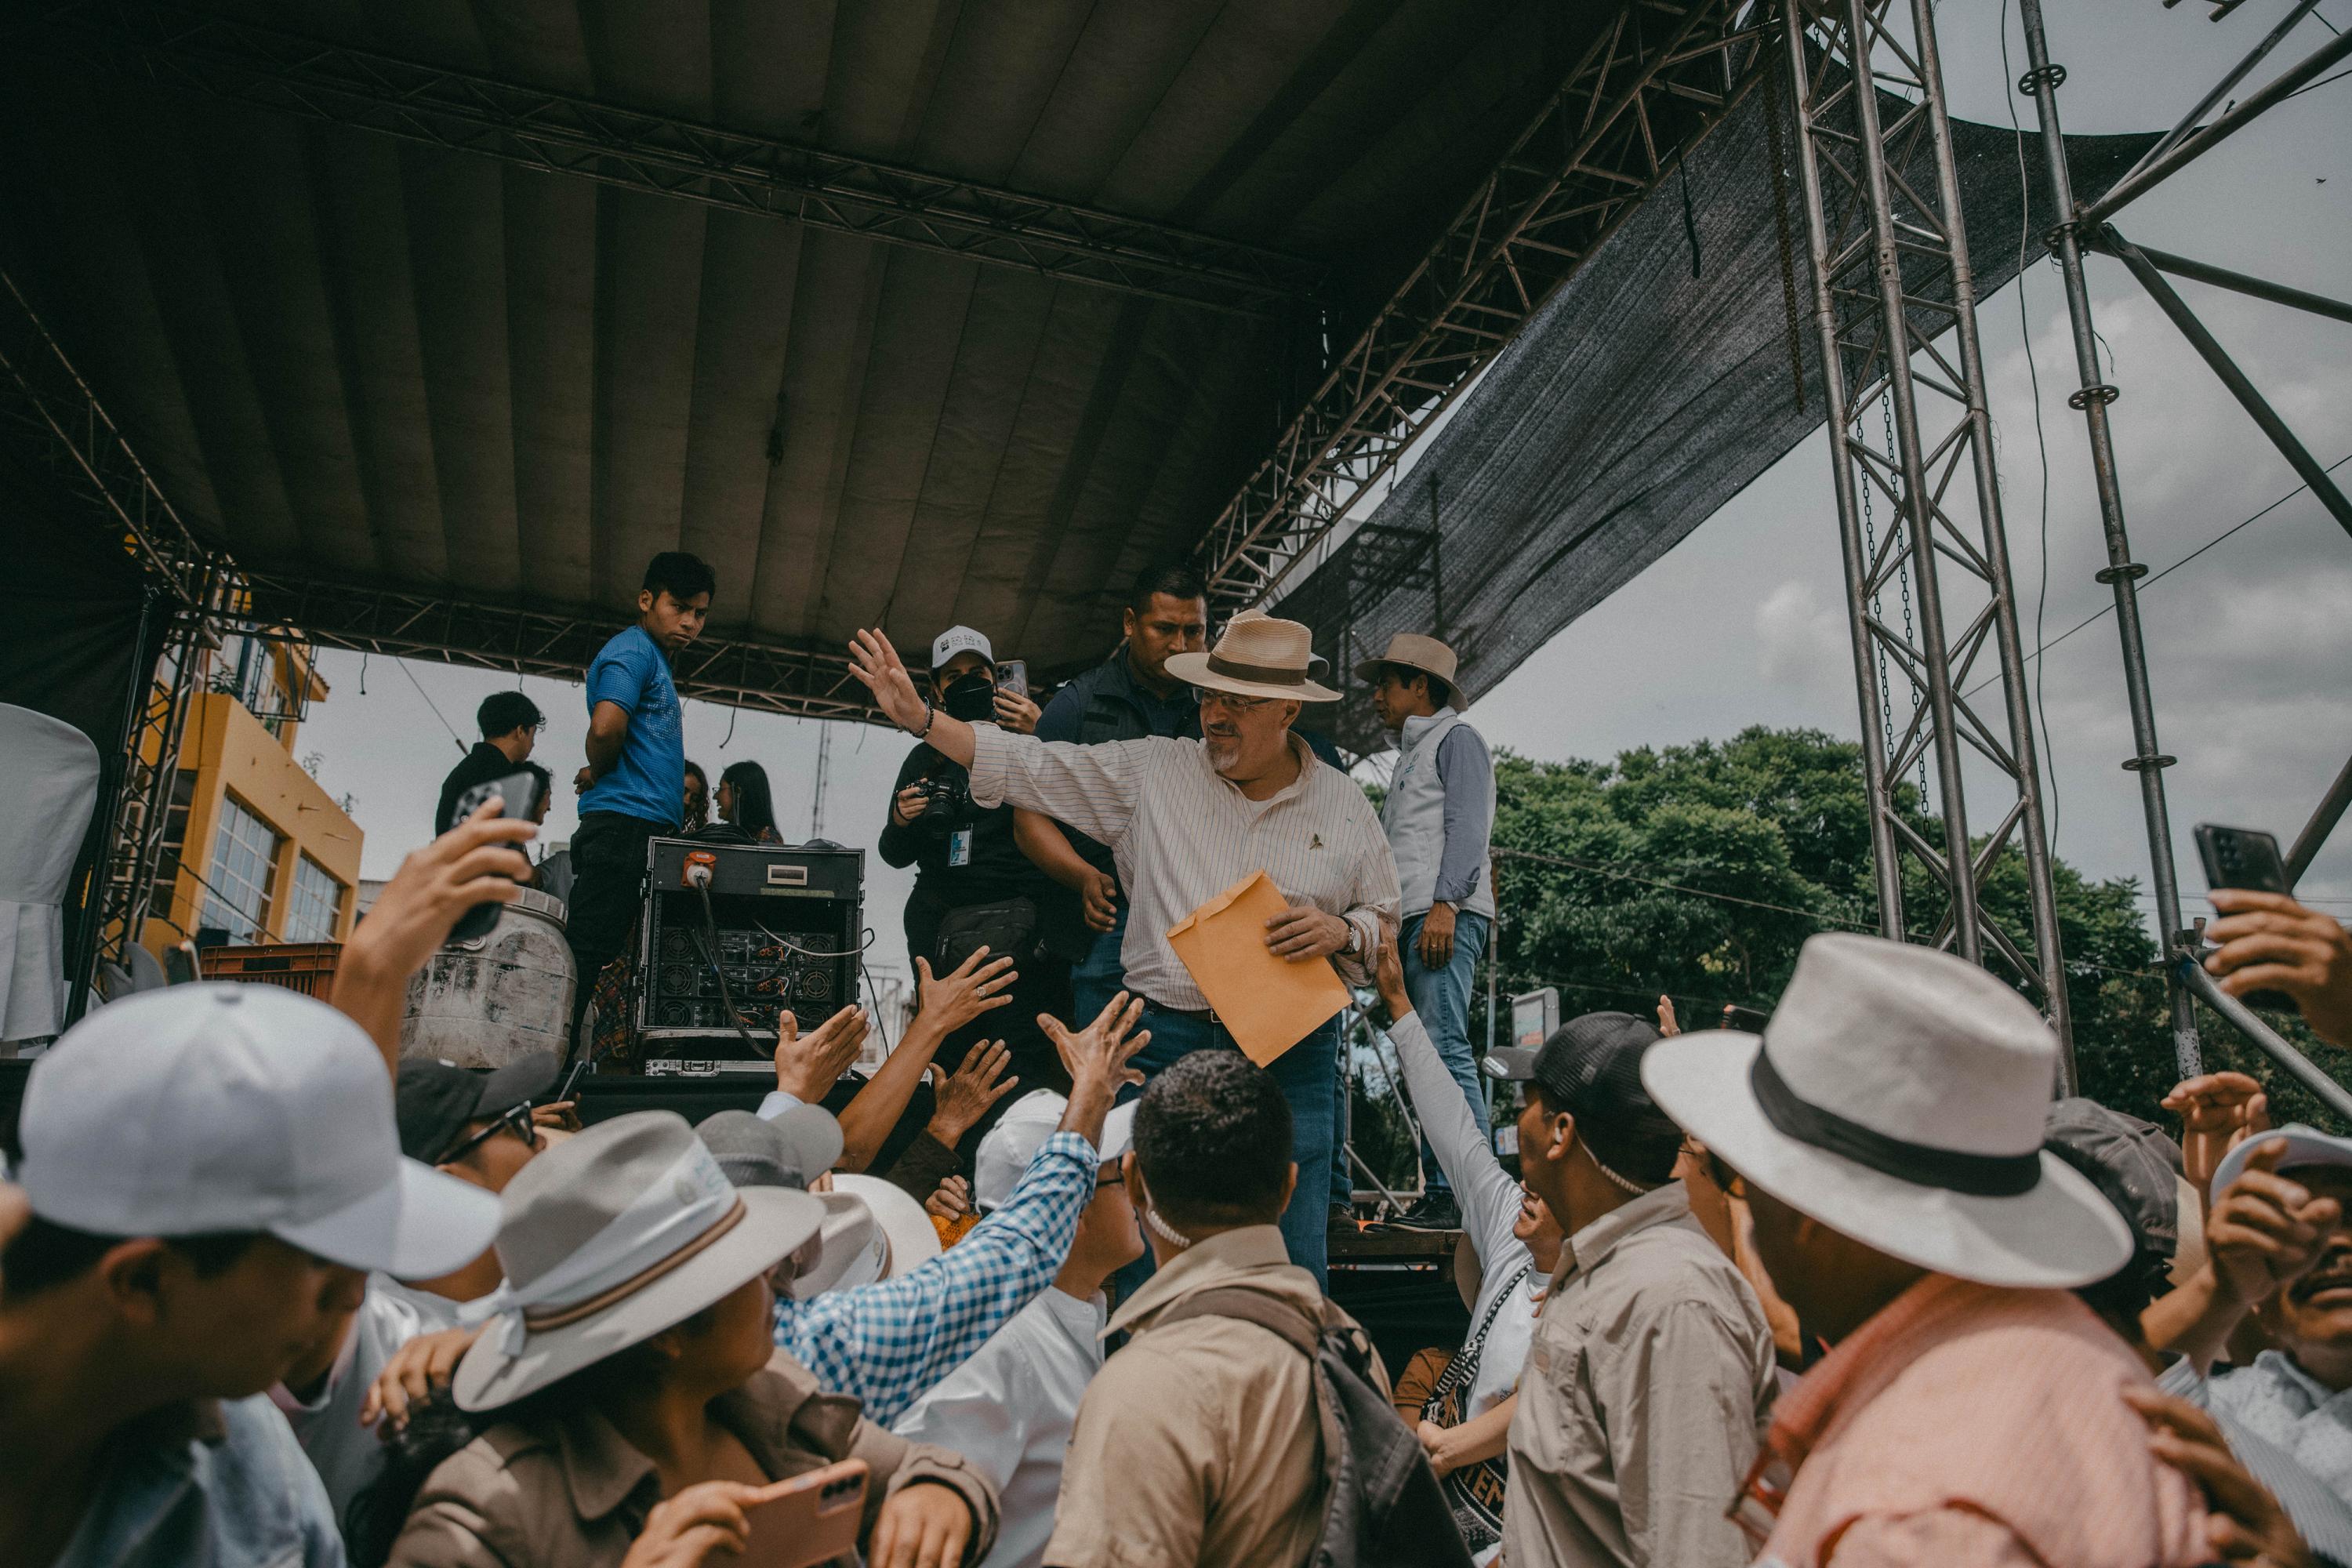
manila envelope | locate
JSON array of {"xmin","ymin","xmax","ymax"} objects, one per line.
[{"xmin": 1166, "ymin": 869, "xmax": 1350, "ymax": 1066}]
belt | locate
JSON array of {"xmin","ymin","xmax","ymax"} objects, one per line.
[{"xmin": 1145, "ymin": 999, "xmax": 1220, "ymax": 1025}]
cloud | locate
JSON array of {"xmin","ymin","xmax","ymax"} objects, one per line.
[{"xmin": 1755, "ymin": 579, "xmax": 1849, "ymax": 690}]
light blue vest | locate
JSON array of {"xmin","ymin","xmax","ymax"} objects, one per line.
[{"xmin": 1381, "ymin": 709, "xmax": 1495, "ymax": 920}]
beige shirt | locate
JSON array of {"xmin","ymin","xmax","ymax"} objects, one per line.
[
  {"xmin": 1501, "ymin": 1183, "xmax": 1777, "ymax": 1568},
  {"xmin": 966, "ymin": 725, "xmax": 1399, "ymax": 1012},
  {"xmin": 1044, "ymin": 1225, "xmax": 1385, "ymax": 1568}
]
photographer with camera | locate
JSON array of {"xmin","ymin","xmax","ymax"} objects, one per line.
[{"xmin": 880, "ymin": 627, "xmax": 1076, "ymax": 1145}]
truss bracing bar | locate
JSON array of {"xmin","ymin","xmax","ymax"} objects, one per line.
[
  {"xmin": 230, "ymin": 574, "xmax": 887, "ymax": 726},
  {"xmin": 2287, "ymin": 754, "xmax": 2352, "ymax": 887},
  {"xmin": 1784, "ymin": 0, "xmax": 2073, "ymax": 1066},
  {"xmin": 2081, "ymin": 235, "xmax": 2352, "ymax": 328},
  {"xmin": 23, "ymin": 0, "xmax": 1323, "ymax": 318},
  {"xmin": 1194, "ymin": 0, "xmax": 1769, "ymax": 608}
]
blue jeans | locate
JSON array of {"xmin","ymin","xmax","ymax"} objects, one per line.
[
  {"xmin": 1069, "ymin": 902, "xmax": 1129, "ymax": 1025},
  {"xmin": 1405, "ymin": 908, "xmax": 1490, "ymax": 1194},
  {"xmin": 1119, "ymin": 1004, "xmax": 1341, "ymax": 1287}
]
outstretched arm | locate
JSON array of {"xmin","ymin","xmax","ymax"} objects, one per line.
[{"xmin": 834, "ymin": 950, "xmax": 1017, "ymax": 1171}]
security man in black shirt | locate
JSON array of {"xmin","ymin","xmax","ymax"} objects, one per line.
[{"xmin": 434, "ymin": 690, "xmax": 544, "ymax": 834}]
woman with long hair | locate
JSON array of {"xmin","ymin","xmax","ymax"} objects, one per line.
[
  {"xmin": 681, "ymin": 760, "xmax": 710, "ymax": 833},
  {"xmin": 358, "ymin": 1113, "xmax": 996, "ymax": 1568},
  {"xmin": 717, "ymin": 760, "xmax": 782, "ymax": 844}
]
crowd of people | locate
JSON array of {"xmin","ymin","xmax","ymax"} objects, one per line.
[{"xmin": 6, "ymin": 543, "xmax": 2352, "ymax": 1568}]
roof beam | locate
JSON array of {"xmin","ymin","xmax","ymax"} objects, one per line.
[
  {"xmin": 232, "ymin": 572, "xmax": 890, "ymax": 725},
  {"xmin": 19, "ymin": 0, "xmax": 1327, "ymax": 318},
  {"xmin": 1196, "ymin": 0, "xmax": 1769, "ymax": 606}
]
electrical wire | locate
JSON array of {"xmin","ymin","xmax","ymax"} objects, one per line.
[
  {"xmin": 397, "ymin": 657, "xmax": 468, "ymax": 753},
  {"xmin": 691, "ymin": 880, "xmax": 764, "ymax": 1054}
]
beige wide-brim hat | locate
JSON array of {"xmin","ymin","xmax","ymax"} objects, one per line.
[
  {"xmin": 1165, "ymin": 613, "xmax": 1340, "ymax": 703},
  {"xmin": 452, "ymin": 1113, "xmax": 826, "ymax": 1410},
  {"xmin": 1352, "ymin": 632, "xmax": 1465, "ymax": 710},
  {"xmin": 1641, "ymin": 933, "xmax": 2132, "ymax": 1290}
]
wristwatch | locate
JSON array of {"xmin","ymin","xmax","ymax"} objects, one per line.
[{"xmin": 1341, "ymin": 922, "xmax": 1362, "ymax": 956}]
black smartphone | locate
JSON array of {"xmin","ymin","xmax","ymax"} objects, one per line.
[
  {"xmin": 447, "ymin": 769, "xmax": 546, "ymax": 942},
  {"xmin": 2194, "ymin": 823, "xmax": 2294, "ymax": 1010}
]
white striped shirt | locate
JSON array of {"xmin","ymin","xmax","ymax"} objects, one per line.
[{"xmin": 966, "ymin": 724, "xmax": 1400, "ymax": 1014}]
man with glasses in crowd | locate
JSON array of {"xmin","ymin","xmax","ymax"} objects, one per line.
[{"xmin": 847, "ymin": 612, "xmax": 1399, "ymax": 1283}]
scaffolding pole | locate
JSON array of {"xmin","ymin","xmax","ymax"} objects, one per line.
[
  {"xmin": 1780, "ymin": 0, "xmax": 2074, "ymax": 1069},
  {"xmin": 2013, "ymin": 0, "xmax": 2201, "ymax": 1077}
]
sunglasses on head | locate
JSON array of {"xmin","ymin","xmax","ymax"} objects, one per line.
[{"xmin": 435, "ymin": 1100, "xmax": 541, "ymax": 1166}]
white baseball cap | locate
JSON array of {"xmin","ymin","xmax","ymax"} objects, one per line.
[
  {"xmin": 973, "ymin": 1090, "xmax": 1137, "ymax": 1212},
  {"xmin": 19, "ymin": 985, "xmax": 501, "ymax": 1279},
  {"xmin": 930, "ymin": 626, "xmax": 994, "ymax": 671}
]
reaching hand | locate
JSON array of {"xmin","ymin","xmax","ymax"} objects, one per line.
[
  {"xmin": 848, "ymin": 629, "xmax": 932, "ymax": 734},
  {"xmin": 1373, "ymin": 932, "xmax": 1411, "ymax": 1023},
  {"xmin": 2164, "ymin": 1072, "xmax": 2272, "ymax": 1196},
  {"xmin": 1657, "ymin": 996, "xmax": 1681, "ymax": 1036},
  {"xmin": 925, "ymin": 1174, "xmax": 972, "ymax": 1222},
  {"xmin": 775, "ymin": 1004, "xmax": 870, "ymax": 1103},
  {"xmin": 866, "ymin": 1480, "xmax": 975, "ymax": 1568},
  {"xmin": 993, "ymin": 688, "xmax": 1042, "ymax": 734},
  {"xmin": 2129, "ymin": 1386, "xmax": 2315, "ymax": 1568},
  {"xmin": 928, "ymin": 1041, "xmax": 1019, "ymax": 1145},
  {"xmin": 916, "ymin": 950, "xmax": 1018, "ymax": 1035},
  {"xmin": 361, "ymin": 1325, "xmax": 482, "ymax": 1431},
  {"xmin": 2208, "ymin": 890, "xmax": 2352, "ymax": 1047},
  {"xmin": 1080, "ymin": 867, "xmax": 1119, "ymax": 934},
  {"xmin": 1042, "ymin": 992, "xmax": 1150, "ymax": 1112},
  {"xmin": 2206, "ymin": 1138, "xmax": 2339, "ymax": 1308},
  {"xmin": 343, "ymin": 802, "xmax": 535, "ymax": 984},
  {"xmin": 1264, "ymin": 903, "xmax": 1352, "ymax": 962}
]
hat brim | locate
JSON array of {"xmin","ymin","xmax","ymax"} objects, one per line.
[
  {"xmin": 274, "ymin": 1158, "xmax": 503, "ymax": 1279},
  {"xmin": 477, "ymin": 1052, "xmax": 561, "ymax": 1118},
  {"xmin": 1642, "ymin": 1032, "xmax": 2132, "ymax": 1290},
  {"xmin": 1163, "ymin": 652, "xmax": 1340, "ymax": 704},
  {"xmin": 1482, "ymin": 1047, "xmax": 1540, "ymax": 1082},
  {"xmin": 2210, "ymin": 1125, "xmax": 2352, "ymax": 1199},
  {"xmin": 830, "ymin": 1174, "xmax": 942, "ymax": 1276},
  {"xmin": 453, "ymin": 1185, "xmax": 825, "ymax": 1410},
  {"xmin": 1350, "ymin": 658, "xmax": 1467, "ymax": 710}
]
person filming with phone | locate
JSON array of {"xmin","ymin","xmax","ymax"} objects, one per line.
[{"xmin": 880, "ymin": 627, "xmax": 1077, "ymax": 1134}]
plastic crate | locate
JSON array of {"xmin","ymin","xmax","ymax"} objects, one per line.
[{"xmin": 198, "ymin": 942, "xmax": 344, "ymax": 1000}]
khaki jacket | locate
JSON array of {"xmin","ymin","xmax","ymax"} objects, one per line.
[
  {"xmin": 1045, "ymin": 1225, "xmax": 1387, "ymax": 1568},
  {"xmin": 387, "ymin": 1349, "xmax": 998, "ymax": 1568}
]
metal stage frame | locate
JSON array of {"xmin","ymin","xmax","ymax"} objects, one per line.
[{"xmin": 2008, "ymin": 0, "xmax": 2352, "ymax": 1086}]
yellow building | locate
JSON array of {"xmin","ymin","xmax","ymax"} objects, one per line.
[{"xmin": 140, "ymin": 634, "xmax": 365, "ymax": 957}]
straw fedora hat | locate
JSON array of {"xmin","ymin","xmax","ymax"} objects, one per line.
[
  {"xmin": 1640, "ymin": 933, "xmax": 2130, "ymax": 1290},
  {"xmin": 1352, "ymin": 632, "xmax": 1465, "ymax": 710},
  {"xmin": 452, "ymin": 1112, "xmax": 826, "ymax": 1410},
  {"xmin": 1164, "ymin": 614, "xmax": 1340, "ymax": 703},
  {"xmin": 789, "ymin": 1173, "xmax": 942, "ymax": 1298}
]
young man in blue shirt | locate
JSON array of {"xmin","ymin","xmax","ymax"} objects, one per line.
[{"xmin": 563, "ymin": 550, "xmax": 713, "ymax": 1047}]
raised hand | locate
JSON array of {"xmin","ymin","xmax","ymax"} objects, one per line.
[
  {"xmin": 1657, "ymin": 996, "xmax": 1681, "ymax": 1036},
  {"xmin": 2206, "ymin": 1138, "xmax": 2339, "ymax": 1308},
  {"xmin": 2164, "ymin": 1071, "xmax": 2272, "ymax": 1196},
  {"xmin": 993, "ymin": 687, "xmax": 1042, "ymax": 734},
  {"xmin": 847, "ymin": 629, "xmax": 931, "ymax": 734},
  {"xmin": 774, "ymin": 1004, "xmax": 870, "ymax": 1103},
  {"xmin": 927, "ymin": 1041, "xmax": 1019, "ymax": 1145},
  {"xmin": 916, "ymin": 949, "xmax": 1018, "ymax": 1036},
  {"xmin": 1040, "ymin": 993, "xmax": 1150, "ymax": 1135},
  {"xmin": 2208, "ymin": 890, "xmax": 2352, "ymax": 1047}
]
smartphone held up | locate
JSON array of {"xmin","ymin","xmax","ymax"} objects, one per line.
[{"xmin": 445, "ymin": 768, "xmax": 547, "ymax": 942}]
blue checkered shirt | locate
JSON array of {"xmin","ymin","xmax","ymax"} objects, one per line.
[{"xmin": 774, "ymin": 1130, "xmax": 1096, "ymax": 1426}]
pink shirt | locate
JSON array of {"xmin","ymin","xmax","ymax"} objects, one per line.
[{"xmin": 1741, "ymin": 1274, "xmax": 2208, "ymax": 1568}]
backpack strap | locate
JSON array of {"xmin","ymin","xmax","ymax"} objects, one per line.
[{"xmin": 1152, "ymin": 1285, "xmax": 1322, "ymax": 1358}]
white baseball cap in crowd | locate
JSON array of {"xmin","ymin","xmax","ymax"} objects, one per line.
[
  {"xmin": 973, "ymin": 1091, "xmax": 1138, "ymax": 1212},
  {"xmin": 2210, "ymin": 1123, "xmax": 2352, "ymax": 1200},
  {"xmin": 930, "ymin": 626, "xmax": 994, "ymax": 672},
  {"xmin": 18, "ymin": 985, "xmax": 500, "ymax": 1279}
]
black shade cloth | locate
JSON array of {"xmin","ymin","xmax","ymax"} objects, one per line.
[{"xmin": 1279, "ymin": 75, "xmax": 2159, "ymax": 752}]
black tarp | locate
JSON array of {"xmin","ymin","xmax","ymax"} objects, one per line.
[{"xmin": 1279, "ymin": 76, "xmax": 2159, "ymax": 753}]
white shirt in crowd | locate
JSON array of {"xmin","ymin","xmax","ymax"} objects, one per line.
[
  {"xmin": 271, "ymin": 1276, "xmax": 464, "ymax": 1519},
  {"xmin": 892, "ymin": 1285, "xmax": 1107, "ymax": 1568}
]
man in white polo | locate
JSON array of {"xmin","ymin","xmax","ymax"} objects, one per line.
[{"xmin": 1361, "ymin": 632, "xmax": 1495, "ymax": 1233}]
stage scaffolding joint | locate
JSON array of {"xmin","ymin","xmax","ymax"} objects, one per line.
[
  {"xmin": 2120, "ymin": 753, "xmax": 2178, "ymax": 774},
  {"xmin": 2067, "ymin": 383, "xmax": 2118, "ymax": 410},
  {"xmin": 2092, "ymin": 562, "xmax": 2146, "ymax": 584}
]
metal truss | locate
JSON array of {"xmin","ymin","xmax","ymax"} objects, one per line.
[
  {"xmin": 1782, "ymin": 0, "xmax": 2073, "ymax": 1061},
  {"xmin": 1195, "ymin": 0, "xmax": 1770, "ymax": 608},
  {"xmin": 0, "ymin": 268, "xmax": 229, "ymax": 989},
  {"xmin": 23, "ymin": 0, "xmax": 1324, "ymax": 318},
  {"xmin": 231, "ymin": 574, "xmax": 884, "ymax": 724}
]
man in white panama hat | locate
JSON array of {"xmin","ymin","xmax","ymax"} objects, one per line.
[
  {"xmin": 1640, "ymin": 931, "xmax": 2210, "ymax": 1568},
  {"xmin": 846, "ymin": 615, "xmax": 1400, "ymax": 1284}
]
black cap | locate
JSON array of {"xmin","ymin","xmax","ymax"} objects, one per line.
[
  {"xmin": 2043, "ymin": 1097, "xmax": 2183, "ymax": 1268},
  {"xmin": 1501, "ymin": 1011, "xmax": 1681, "ymax": 1185},
  {"xmin": 395, "ymin": 1052, "xmax": 561, "ymax": 1164}
]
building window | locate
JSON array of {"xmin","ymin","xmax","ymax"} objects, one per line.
[
  {"xmin": 148, "ymin": 768, "xmax": 197, "ymax": 921},
  {"xmin": 283, "ymin": 854, "xmax": 344, "ymax": 944},
  {"xmin": 199, "ymin": 796, "xmax": 281, "ymax": 942}
]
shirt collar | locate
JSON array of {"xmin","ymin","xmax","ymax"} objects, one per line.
[
  {"xmin": 2256, "ymin": 1348, "xmax": 2352, "ymax": 1413},
  {"xmin": 1550, "ymin": 1181, "xmax": 1693, "ymax": 1288},
  {"xmin": 1195, "ymin": 733, "xmax": 1318, "ymax": 805},
  {"xmin": 1105, "ymin": 1225, "xmax": 1295, "ymax": 1338},
  {"xmin": 555, "ymin": 1360, "xmax": 859, "ymax": 1521},
  {"xmin": 1399, "ymin": 711, "xmax": 1450, "ymax": 746}
]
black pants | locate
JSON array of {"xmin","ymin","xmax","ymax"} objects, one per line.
[
  {"xmin": 565, "ymin": 811, "xmax": 667, "ymax": 1048},
  {"xmin": 884, "ymin": 889, "xmax": 1074, "ymax": 1154}
]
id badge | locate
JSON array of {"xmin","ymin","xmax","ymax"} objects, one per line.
[{"xmin": 948, "ymin": 828, "xmax": 973, "ymax": 868}]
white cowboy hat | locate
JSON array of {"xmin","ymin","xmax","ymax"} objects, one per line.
[
  {"xmin": 1165, "ymin": 615, "xmax": 1340, "ymax": 704},
  {"xmin": 1352, "ymin": 632, "xmax": 1466, "ymax": 710},
  {"xmin": 1641, "ymin": 932, "xmax": 2131, "ymax": 1290},
  {"xmin": 789, "ymin": 1172, "xmax": 942, "ymax": 1298},
  {"xmin": 452, "ymin": 1112, "xmax": 826, "ymax": 1410}
]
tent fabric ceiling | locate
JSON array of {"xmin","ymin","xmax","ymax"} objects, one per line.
[{"xmin": 0, "ymin": 0, "xmax": 1624, "ymax": 682}]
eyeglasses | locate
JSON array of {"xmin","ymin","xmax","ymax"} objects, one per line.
[
  {"xmin": 1191, "ymin": 687, "xmax": 1276, "ymax": 713},
  {"xmin": 435, "ymin": 1101, "xmax": 542, "ymax": 1166}
]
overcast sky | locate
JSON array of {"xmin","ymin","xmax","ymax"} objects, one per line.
[{"xmin": 297, "ymin": 0, "xmax": 2352, "ymax": 996}]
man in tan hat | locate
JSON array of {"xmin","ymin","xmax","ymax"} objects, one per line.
[
  {"xmin": 845, "ymin": 616, "xmax": 1400, "ymax": 1283},
  {"xmin": 1359, "ymin": 632, "xmax": 1495, "ymax": 1233}
]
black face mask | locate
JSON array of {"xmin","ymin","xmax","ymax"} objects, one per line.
[{"xmin": 941, "ymin": 672, "xmax": 997, "ymax": 723}]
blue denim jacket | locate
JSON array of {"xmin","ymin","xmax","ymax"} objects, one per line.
[{"xmin": 53, "ymin": 1393, "xmax": 344, "ymax": 1568}]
